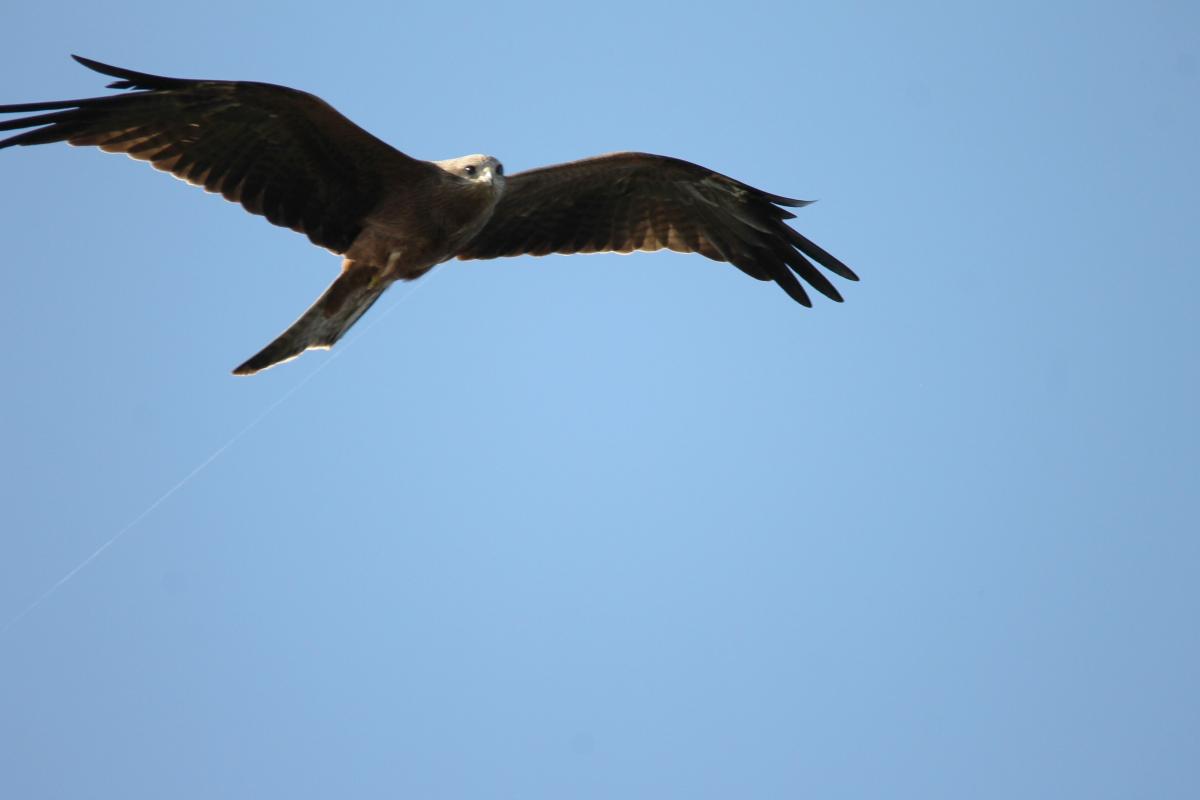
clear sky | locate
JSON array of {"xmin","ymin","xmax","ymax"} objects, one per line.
[{"xmin": 2, "ymin": 2, "xmax": 1197, "ymax": 798}]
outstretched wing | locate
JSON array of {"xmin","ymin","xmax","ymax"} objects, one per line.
[
  {"xmin": 0, "ymin": 56, "xmax": 439, "ymax": 254},
  {"xmin": 456, "ymin": 152, "xmax": 858, "ymax": 306}
]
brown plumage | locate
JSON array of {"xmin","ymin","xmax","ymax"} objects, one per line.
[{"xmin": 1, "ymin": 56, "xmax": 859, "ymax": 375}]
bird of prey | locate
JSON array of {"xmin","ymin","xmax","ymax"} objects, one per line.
[{"xmin": 1, "ymin": 56, "xmax": 858, "ymax": 375}]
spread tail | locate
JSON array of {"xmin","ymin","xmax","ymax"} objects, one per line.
[{"xmin": 233, "ymin": 262, "xmax": 389, "ymax": 376}]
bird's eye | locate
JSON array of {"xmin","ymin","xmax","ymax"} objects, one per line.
[
  {"xmin": 464, "ymin": 165, "xmax": 477, "ymax": 176},
  {"xmin": 496, "ymin": 163, "xmax": 504, "ymax": 176}
]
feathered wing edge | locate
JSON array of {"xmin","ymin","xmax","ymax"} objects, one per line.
[
  {"xmin": 458, "ymin": 153, "xmax": 858, "ymax": 308},
  {"xmin": 69, "ymin": 55, "xmax": 198, "ymax": 91},
  {"xmin": 0, "ymin": 56, "xmax": 195, "ymax": 147},
  {"xmin": 0, "ymin": 55, "xmax": 422, "ymax": 255}
]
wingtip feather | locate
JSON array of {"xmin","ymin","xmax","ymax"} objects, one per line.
[
  {"xmin": 71, "ymin": 54, "xmax": 128, "ymax": 86},
  {"xmin": 71, "ymin": 54, "xmax": 135, "ymax": 79},
  {"xmin": 768, "ymin": 194, "xmax": 816, "ymax": 208},
  {"xmin": 70, "ymin": 54, "xmax": 190, "ymax": 91}
]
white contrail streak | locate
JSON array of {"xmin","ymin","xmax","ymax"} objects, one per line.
[{"xmin": 2, "ymin": 276, "xmax": 431, "ymax": 634}]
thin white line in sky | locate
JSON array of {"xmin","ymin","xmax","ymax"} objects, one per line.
[{"xmin": 1, "ymin": 275, "xmax": 431, "ymax": 635}]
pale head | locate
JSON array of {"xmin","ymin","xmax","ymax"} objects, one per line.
[{"xmin": 435, "ymin": 154, "xmax": 506, "ymax": 189}]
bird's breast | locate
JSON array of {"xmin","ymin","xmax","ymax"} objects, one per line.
[{"xmin": 349, "ymin": 181, "xmax": 500, "ymax": 273}]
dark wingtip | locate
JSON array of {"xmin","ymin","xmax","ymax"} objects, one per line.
[
  {"xmin": 71, "ymin": 54, "xmax": 190, "ymax": 91},
  {"xmin": 71, "ymin": 54, "xmax": 134, "ymax": 78},
  {"xmin": 815, "ymin": 280, "xmax": 845, "ymax": 303},
  {"xmin": 791, "ymin": 289, "xmax": 814, "ymax": 307},
  {"xmin": 71, "ymin": 54, "xmax": 105, "ymax": 70},
  {"xmin": 71, "ymin": 54, "xmax": 128, "ymax": 85},
  {"xmin": 766, "ymin": 194, "xmax": 816, "ymax": 208},
  {"xmin": 786, "ymin": 228, "xmax": 859, "ymax": 282}
]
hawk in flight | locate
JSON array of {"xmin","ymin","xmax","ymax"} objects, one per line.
[{"xmin": 1, "ymin": 56, "xmax": 858, "ymax": 375}]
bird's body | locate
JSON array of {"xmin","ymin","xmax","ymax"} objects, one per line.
[{"xmin": 0, "ymin": 57, "xmax": 858, "ymax": 374}]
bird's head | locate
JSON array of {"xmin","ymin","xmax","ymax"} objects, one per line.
[{"xmin": 436, "ymin": 154, "xmax": 506, "ymax": 191}]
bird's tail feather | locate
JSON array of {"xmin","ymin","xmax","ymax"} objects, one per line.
[{"xmin": 232, "ymin": 262, "xmax": 388, "ymax": 376}]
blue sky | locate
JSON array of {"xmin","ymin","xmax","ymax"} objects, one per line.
[{"xmin": 2, "ymin": 1, "xmax": 1197, "ymax": 798}]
